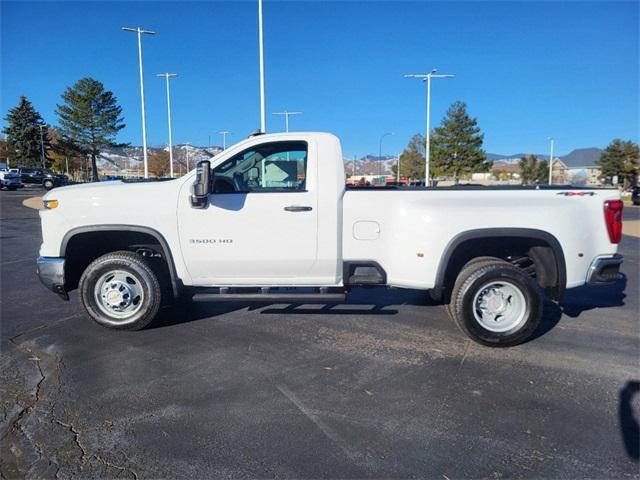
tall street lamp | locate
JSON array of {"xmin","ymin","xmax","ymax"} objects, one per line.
[
  {"xmin": 123, "ymin": 26, "xmax": 156, "ymax": 178},
  {"xmin": 156, "ymin": 73, "xmax": 177, "ymax": 178},
  {"xmin": 404, "ymin": 69, "xmax": 454, "ymax": 186},
  {"xmin": 548, "ymin": 137, "xmax": 554, "ymax": 184},
  {"xmin": 272, "ymin": 111, "xmax": 303, "ymax": 132},
  {"xmin": 185, "ymin": 142, "xmax": 191, "ymax": 171},
  {"xmin": 38, "ymin": 124, "xmax": 46, "ymax": 170},
  {"xmin": 258, "ymin": 0, "xmax": 266, "ymax": 133},
  {"xmin": 218, "ymin": 131, "xmax": 232, "ymax": 150},
  {"xmin": 378, "ymin": 132, "xmax": 395, "ymax": 177}
]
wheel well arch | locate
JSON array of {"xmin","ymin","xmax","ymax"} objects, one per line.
[
  {"xmin": 61, "ymin": 225, "xmax": 181, "ymax": 298},
  {"xmin": 433, "ymin": 228, "xmax": 566, "ymax": 302}
]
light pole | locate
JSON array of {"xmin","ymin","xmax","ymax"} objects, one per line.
[
  {"xmin": 123, "ymin": 26, "xmax": 156, "ymax": 178},
  {"xmin": 258, "ymin": 0, "xmax": 266, "ymax": 133},
  {"xmin": 218, "ymin": 131, "xmax": 231, "ymax": 150},
  {"xmin": 548, "ymin": 137, "xmax": 554, "ymax": 184},
  {"xmin": 405, "ymin": 69, "xmax": 454, "ymax": 186},
  {"xmin": 378, "ymin": 132, "xmax": 395, "ymax": 177},
  {"xmin": 38, "ymin": 124, "xmax": 46, "ymax": 169},
  {"xmin": 185, "ymin": 142, "xmax": 191, "ymax": 171},
  {"xmin": 396, "ymin": 154, "xmax": 401, "ymax": 184},
  {"xmin": 156, "ymin": 73, "xmax": 177, "ymax": 178},
  {"xmin": 272, "ymin": 111, "xmax": 302, "ymax": 132}
]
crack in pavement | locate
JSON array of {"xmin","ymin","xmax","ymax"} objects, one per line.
[{"xmin": 0, "ymin": 338, "xmax": 140, "ymax": 480}]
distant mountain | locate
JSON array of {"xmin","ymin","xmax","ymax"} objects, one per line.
[
  {"xmin": 488, "ymin": 148, "xmax": 602, "ymax": 169},
  {"xmin": 96, "ymin": 144, "xmax": 602, "ymax": 176},
  {"xmin": 344, "ymin": 155, "xmax": 397, "ymax": 175},
  {"xmin": 96, "ymin": 144, "xmax": 223, "ymax": 172},
  {"xmin": 560, "ymin": 148, "xmax": 602, "ymax": 168}
]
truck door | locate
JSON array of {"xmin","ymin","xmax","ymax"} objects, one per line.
[{"xmin": 177, "ymin": 140, "xmax": 320, "ymax": 285}]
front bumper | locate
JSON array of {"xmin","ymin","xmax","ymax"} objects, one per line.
[
  {"xmin": 586, "ymin": 254, "xmax": 623, "ymax": 285},
  {"xmin": 36, "ymin": 257, "xmax": 68, "ymax": 300}
]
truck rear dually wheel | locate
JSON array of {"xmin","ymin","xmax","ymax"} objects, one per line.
[
  {"xmin": 447, "ymin": 259, "xmax": 542, "ymax": 347},
  {"xmin": 79, "ymin": 251, "xmax": 162, "ymax": 330}
]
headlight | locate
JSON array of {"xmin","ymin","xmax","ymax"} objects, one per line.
[{"xmin": 43, "ymin": 199, "xmax": 59, "ymax": 210}]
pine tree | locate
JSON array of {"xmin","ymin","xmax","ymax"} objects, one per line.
[
  {"xmin": 2, "ymin": 96, "xmax": 51, "ymax": 168},
  {"xmin": 597, "ymin": 139, "xmax": 639, "ymax": 187},
  {"xmin": 431, "ymin": 101, "xmax": 491, "ymax": 180},
  {"xmin": 392, "ymin": 134, "xmax": 425, "ymax": 180},
  {"xmin": 0, "ymin": 137, "xmax": 15, "ymax": 166},
  {"xmin": 56, "ymin": 78, "xmax": 125, "ymax": 181},
  {"xmin": 519, "ymin": 154, "xmax": 549, "ymax": 184}
]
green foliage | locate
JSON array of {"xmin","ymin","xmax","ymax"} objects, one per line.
[
  {"xmin": 56, "ymin": 77, "xmax": 125, "ymax": 181},
  {"xmin": 392, "ymin": 134, "xmax": 425, "ymax": 180},
  {"xmin": 597, "ymin": 139, "xmax": 639, "ymax": 187},
  {"xmin": 2, "ymin": 96, "xmax": 51, "ymax": 168},
  {"xmin": 519, "ymin": 154, "xmax": 549, "ymax": 184},
  {"xmin": 431, "ymin": 101, "xmax": 491, "ymax": 179}
]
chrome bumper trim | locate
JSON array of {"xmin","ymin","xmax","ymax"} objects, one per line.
[{"xmin": 586, "ymin": 254, "xmax": 623, "ymax": 285}]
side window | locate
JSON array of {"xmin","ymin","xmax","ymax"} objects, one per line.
[{"xmin": 212, "ymin": 141, "xmax": 307, "ymax": 193}]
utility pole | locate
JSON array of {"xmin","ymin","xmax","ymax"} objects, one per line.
[
  {"xmin": 258, "ymin": 0, "xmax": 266, "ymax": 133},
  {"xmin": 185, "ymin": 142, "xmax": 191, "ymax": 171},
  {"xmin": 38, "ymin": 124, "xmax": 46, "ymax": 169},
  {"xmin": 156, "ymin": 73, "xmax": 177, "ymax": 178},
  {"xmin": 218, "ymin": 131, "xmax": 231, "ymax": 150},
  {"xmin": 548, "ymin": 137, "xmax": 554, "ymax": 184},
  {"xmin": 123, "ymin": 26, "xmax": 156, "ymax": 178},
  {"xmin": 272, "ymin": 111, "xmax": 302, "ymax": 132},
  {"xmin": 404, "ymin": 69, "xmax": 454, "ymax": 186},
  {"xmin": 396, "ymin": 154, "xmax": 401, "ymax": 184},
  {"xmin": 378, "ymin": 132, "xmax": 395, "ymax": 177}
]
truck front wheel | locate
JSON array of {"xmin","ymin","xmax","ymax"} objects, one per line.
[
  {"xmin": 447, "ymin": 259, "xmax": 542, "ymax": 347},
  {"xmin": 79, "ymin": 251, "xmax": 162, "ymax": 330}
]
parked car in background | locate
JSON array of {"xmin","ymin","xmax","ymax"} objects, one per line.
[
  {"xmin": 0, "ymin": 168, "xmax": 23, "ymax": 190},
  {"xmin": 632, "ymin": 186, "xmax": 640, "ymax": 206},
  {"xmin": 14, "ymin": 167, "xmax": 69, "ymax": 190}
]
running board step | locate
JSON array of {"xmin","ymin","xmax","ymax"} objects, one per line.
[{"xmin": 192, "ymin": 287, "xmax": 346, "ymax": 303}]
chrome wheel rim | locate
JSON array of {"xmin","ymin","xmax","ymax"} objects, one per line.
[
  {"xmin": 472, "ymin": 280, "xmax": 528, "ymax": 333},
  {"xmin": 94, "ymin": 270, "xmax": 144, "ymax": 322}
]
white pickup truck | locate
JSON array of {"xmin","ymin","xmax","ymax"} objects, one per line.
[{"xmin": 37, "ymin": 132, "xmax": 624, "ymax": 347}]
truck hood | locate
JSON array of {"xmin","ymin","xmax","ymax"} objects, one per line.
[
  {"xmin": 42, "ymin": 178, "xmax": 188, "ymax": 217},
  {"xmin": 43, "ymin": 178, "xmax": 181, "ymax": 199}
]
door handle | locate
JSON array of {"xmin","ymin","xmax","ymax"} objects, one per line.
[{"xmin": 284, "ymin": 205, "xmax": 313, "ymax": 212}]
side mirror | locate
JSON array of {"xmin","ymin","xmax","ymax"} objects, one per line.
[{"xmin": 190, "ymin": 160, "xmax": 211, "ymax": 209}]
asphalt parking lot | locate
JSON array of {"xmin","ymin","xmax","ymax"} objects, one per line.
[{"xmin": 1, "ymin": 188, "xmax": 639, "ymax": 479}]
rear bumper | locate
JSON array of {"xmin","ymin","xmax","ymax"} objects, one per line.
[
  {"xmin": 36, "ymin": 257, "xmax": 68, "ymax": 300},
  {"xmin": 586, "ymin": 254, "xmax": 623, "ymax": 285}
]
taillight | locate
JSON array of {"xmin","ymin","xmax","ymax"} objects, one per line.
[{"xmin": 604, "ymin": 200, "xmax": 623, "ymax": 244}]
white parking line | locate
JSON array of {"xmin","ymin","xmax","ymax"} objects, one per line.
[{"xmin": 1, "ymin": 258, "xmax": 33, "ymax": 266}]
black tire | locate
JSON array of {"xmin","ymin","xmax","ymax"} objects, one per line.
[
  {"xmin": 443, "ymin": 257, "xmax": 507, "ymax": 315},
  {"xmin": 43, "ymin": 179, "xmax": 54, "ymax": 190},
  {"xmin": 447, "ymin": 259, "xmax": 542, "ymax": 347},
  {"xmin": 79, "ymin": 250, "xmax": 162, "ymax": 330}
]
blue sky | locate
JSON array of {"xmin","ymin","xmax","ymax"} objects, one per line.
[{"xmin": 2, "ymin": 1, "xmax": 638, "ymax": 158}]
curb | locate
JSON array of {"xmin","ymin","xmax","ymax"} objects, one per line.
[{"xmin": 22, "ymin": 196, "xmax": 43, "ymax": 211}]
